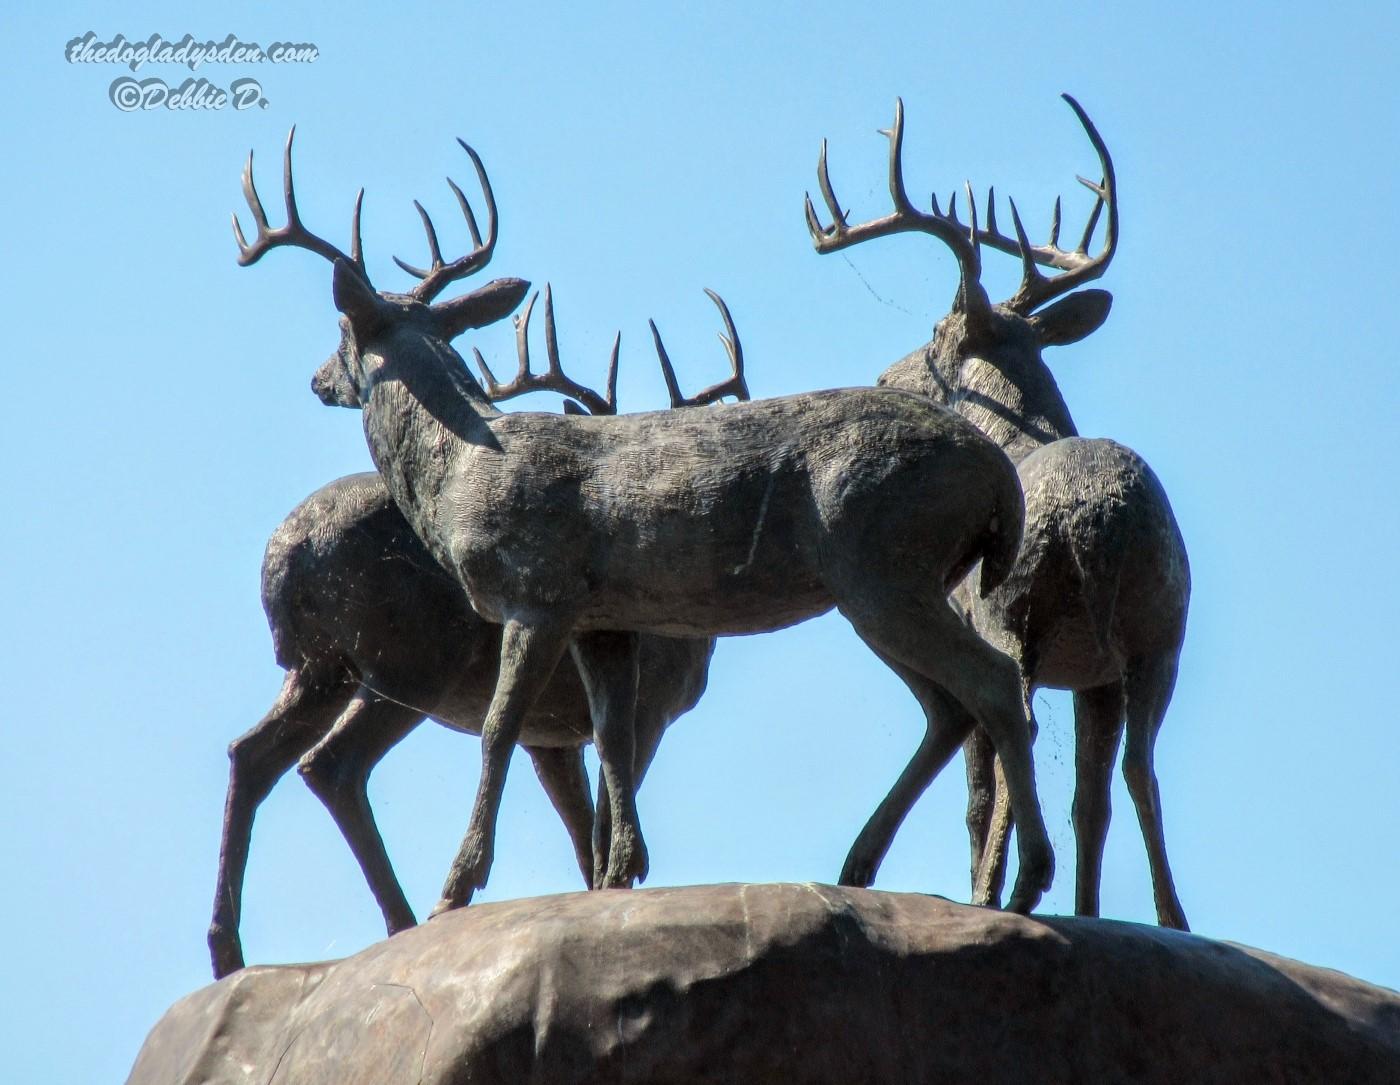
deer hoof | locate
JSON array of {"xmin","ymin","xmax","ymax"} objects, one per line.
[
  {"xmin": 1005, "ymin": 848, "xmax": 1054, "ymax": 915},
  {"xmin": 602, "ymin": 831, "xmax": 648, "ymax": 888},
  {"xmin": 428, "ymin": 894, "xmax": 470, "ymax": 920},
  {"xmin": 1158, "ymin": 901, "xmax": 1190, "ymax": 932},
  {"xmin": 439, "ymin": 833, "xmax": 491, "ymax": 907}
]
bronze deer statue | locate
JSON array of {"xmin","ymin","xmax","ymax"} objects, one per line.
[
  {"xmin": 807, "ymin": 96, "xmax": 1190, "ymax": 929},
  {"xmin": 208, "ymin": 277, "xmax": 737, "ymax": 979},
  {"xmin": 235, "ymin": 132, "xmax": 1058, "ymax": 918}
]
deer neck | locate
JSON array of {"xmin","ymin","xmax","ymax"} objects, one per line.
[
  {"xmin": 357, "ymin": 330, "xmax": 500, "ymax": 559},
  {"xmin": 953, "ymin": 350, "xmax": 1078, "ymax": 463},
  {"xmin": 879, "ymin": 338, "xmax": 1078, "ymax": 465}
]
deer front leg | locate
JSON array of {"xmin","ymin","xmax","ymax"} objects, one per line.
[
  {"xmin": 962, "ymin": 727, "xmax": 997, "ymax": 897},
  {"xmin": 972, "ymin": 758, "xmax": 1013, "ymax": 907},
  {"xmin": 570, "ymin": 629, "xmax": 648, "ymax": 889},
  {"xmin": 591, "ymin": 772, "xmax": 612, "ymax": 890},
  {"xmin": 432, "ymin": 617, "xmax": 572, "ymax": 916},
  {"xmin": 588, "ymin": 669, "xmax": 675, "ymax": 888}
]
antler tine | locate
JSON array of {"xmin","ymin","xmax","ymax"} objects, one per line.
[
  {"xmin": 473, "ymin": 289, "xmax": 537, "ymax": 400},
  {"xmin": 233, "ymin": 127, "xmax": 367, "ymax": 276},
  {"xmin": 650, "ymin": 321, "xmax": 685, "ymax": 409},
  {"xmin": 885, "ymin": 98, "xmax": 914, "ymax": 215},
  {"xmin": 968, "ymin": 94, "xmax": 1119, "ymax": 312},
  {"xmin": 474, "ymin": 285, "xmax": 618, "ymax": 415},
  {"xmin": 1074, "ymin": 182, "xmax": 1106, "ymax": 255},
  {"xmin": 805, "ymin": 99, "xmax": 985, "ymax": 307},
  {"xmin": 1006, "ymin": 197, "xmax": 1043, "ymax": 295},
  {"xmin": 396, "ymin": 139, "xmax": 500, "ymax": 303},
  {"xmin": 803, "ymin": 138, "xmax": 844, "ymax": 240},
  {"xmin": 349, "ymin": 188, "xmax": 365, "ymax": 270},
  {"xmin": 410, "ymin": 200, "xmax": 444, "ymax": 272},
  {"xmin": 703, "ymin": 289, "xmax": 750, "ymax": 401},
  {"xmin": 649, "ymin": 290, "xmax": 751, "ymax": 409},
  {"xmin": 447, "ymin": 176, "xmax": 483, "ymax": 248}
]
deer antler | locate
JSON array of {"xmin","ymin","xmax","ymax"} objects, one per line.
[
  {"xmin": 807, "ymin": 95, "xmax": 1117, "ymax": 316},
  {"xmin": 472, "ymin": 285, "xmax": 620, "ymax": 416},
  {"xmin": 394, "ymin": 139, "xmax": 500, "ymax": 304},
  {"xmin": 649, "ymin": 290, "xmax": 751, "ymax": 407},
  {"xmin": 233, "ymin": 127, "xmax": 368, "ymax": 279},
  {"xmin": 970, "ymin": 94, "xmax": 1118, "ymax": 313},
  {"xmin": 806, "ymin": 98, "xmax": 991, "ymax": 317}
]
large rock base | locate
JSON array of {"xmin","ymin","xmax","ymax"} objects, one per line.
[{"xmin": 129, "ymin": 884, "xmax": 1400, "ymax": 1083}]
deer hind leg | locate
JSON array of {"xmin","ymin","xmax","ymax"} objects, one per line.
[
  {"xmin": 434, "ymin": 617, "xmax": 574, "ymax": 915},
  {"xmin": 296, "ymin": 687, "xmax": 423, "ymax": 936},
  {"xmin": 971, "ymin": 676, "xmax": 1040, "ymax": 908},
  {"xmin": 836, "ymin": 589, "xmax": 1053, "ymax": 914},
  {"xmin": 570, "ymin": 630, "xmax": 647, "ymax": 889},
  {"xmin": 209, "ymin": 666, "xmax": 355, "ymax": 978},
  {"xmin": 1067, "ymin": 681, "xmax": 1125, "ymax": 918},
  {"xmin": 1123, "ymin": 654, "xmax": 1189, "ymax": 930},
  {"xmin": 839, "ymin": 657, "xmax": 976, "ymax": 889},
  {"xmin": 526, "ymin": 744, "xmax": 595, "ymax": 889}
]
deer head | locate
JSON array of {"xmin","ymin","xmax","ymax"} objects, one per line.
[
  {"xmin": 233, "ymin": 130, "xmax": 530, "ymax": 411},
  {"xmin": 807, "ymin": 95, "xmax": 1117, "ymax": 459}
]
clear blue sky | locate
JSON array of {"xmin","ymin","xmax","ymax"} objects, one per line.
[{"xmin": 4, "ymin": 3, "xmax": 1398, "ymax": 1080}]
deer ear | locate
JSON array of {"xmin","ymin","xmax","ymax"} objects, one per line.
[
  {"xmin": 1029, "ymin": 289, "xmax": 1112, "ymax": 348},
  {"xmin": 331, "ymin": 259, "xmax": 389, "ymax": 336},
  {"xmin": 432, "ymin": 277, "xmax": 531, "ymax": 340}
]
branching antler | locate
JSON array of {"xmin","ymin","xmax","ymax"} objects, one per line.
[
  {"xmin": 971, "ymin": 95, "xmax": 1117, "ymax": 313},
  {"xmin": 473, "ymin": 285, "xmax": 620, "ymax": 416},
  {"xmin": 233, "ymin": 127, "xmax": 368, "ymax": 279},
  {"xmin": 236, "ymin": 132, "xmax": 509, "ymax": 308},
  {"xmin": 806, "ymin": 98, "xmax": 989, "ymax": 314},
  {"xmin": 806, "ymin": 94, "xmax": 1118, "ymax": 315},
  {"xmin": 393, "ymin": 139, "xmax": 499, "ymax": 304},
  {"xmin": 649, "ymin": 289, "xmax": 751, "ymax": 408}
]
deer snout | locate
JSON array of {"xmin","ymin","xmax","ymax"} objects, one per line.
[{"xmin": 312, "ymin": 350, "xmax": 360, "ymax": 409}]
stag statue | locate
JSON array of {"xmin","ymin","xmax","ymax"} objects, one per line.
[
  {"xmin": 207, "ymin": 283, "xmax": 741, "ymax": 980},
  {"xmin": 234, "ymin": 131, "xmax": 1059, "ymax": 919},
  {"xmin": 807, "ymin": 96, "xmax": 1191, "ymax": 929}
]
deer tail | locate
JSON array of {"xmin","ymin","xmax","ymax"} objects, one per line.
[{"xmin": 978, "ymin": 476, "xmax": 1025, "ymax": 599}]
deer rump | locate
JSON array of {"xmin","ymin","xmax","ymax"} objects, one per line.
[
  {"xmin": 426, "ymin": 385, "xmax": 1024, "ymax": 639},
  {"xmin": 964, "ymin": 437, "xmax": 1189, "ymax": 688}
]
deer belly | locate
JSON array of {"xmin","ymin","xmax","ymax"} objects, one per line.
[
  {"xmin": 1031, "ymin": 618, "xmax": 1123, "ymax": 690},
  {"xmin": 443, "ymin": 455, "xmax": 838, "ymax": 635},
  {"xmin": 582, "ymin": 581, "xmax": 834, "ymax": 638},
  {"xmin": 578, "ymin": 493, "xmax": 833, "ymax": 635}
]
